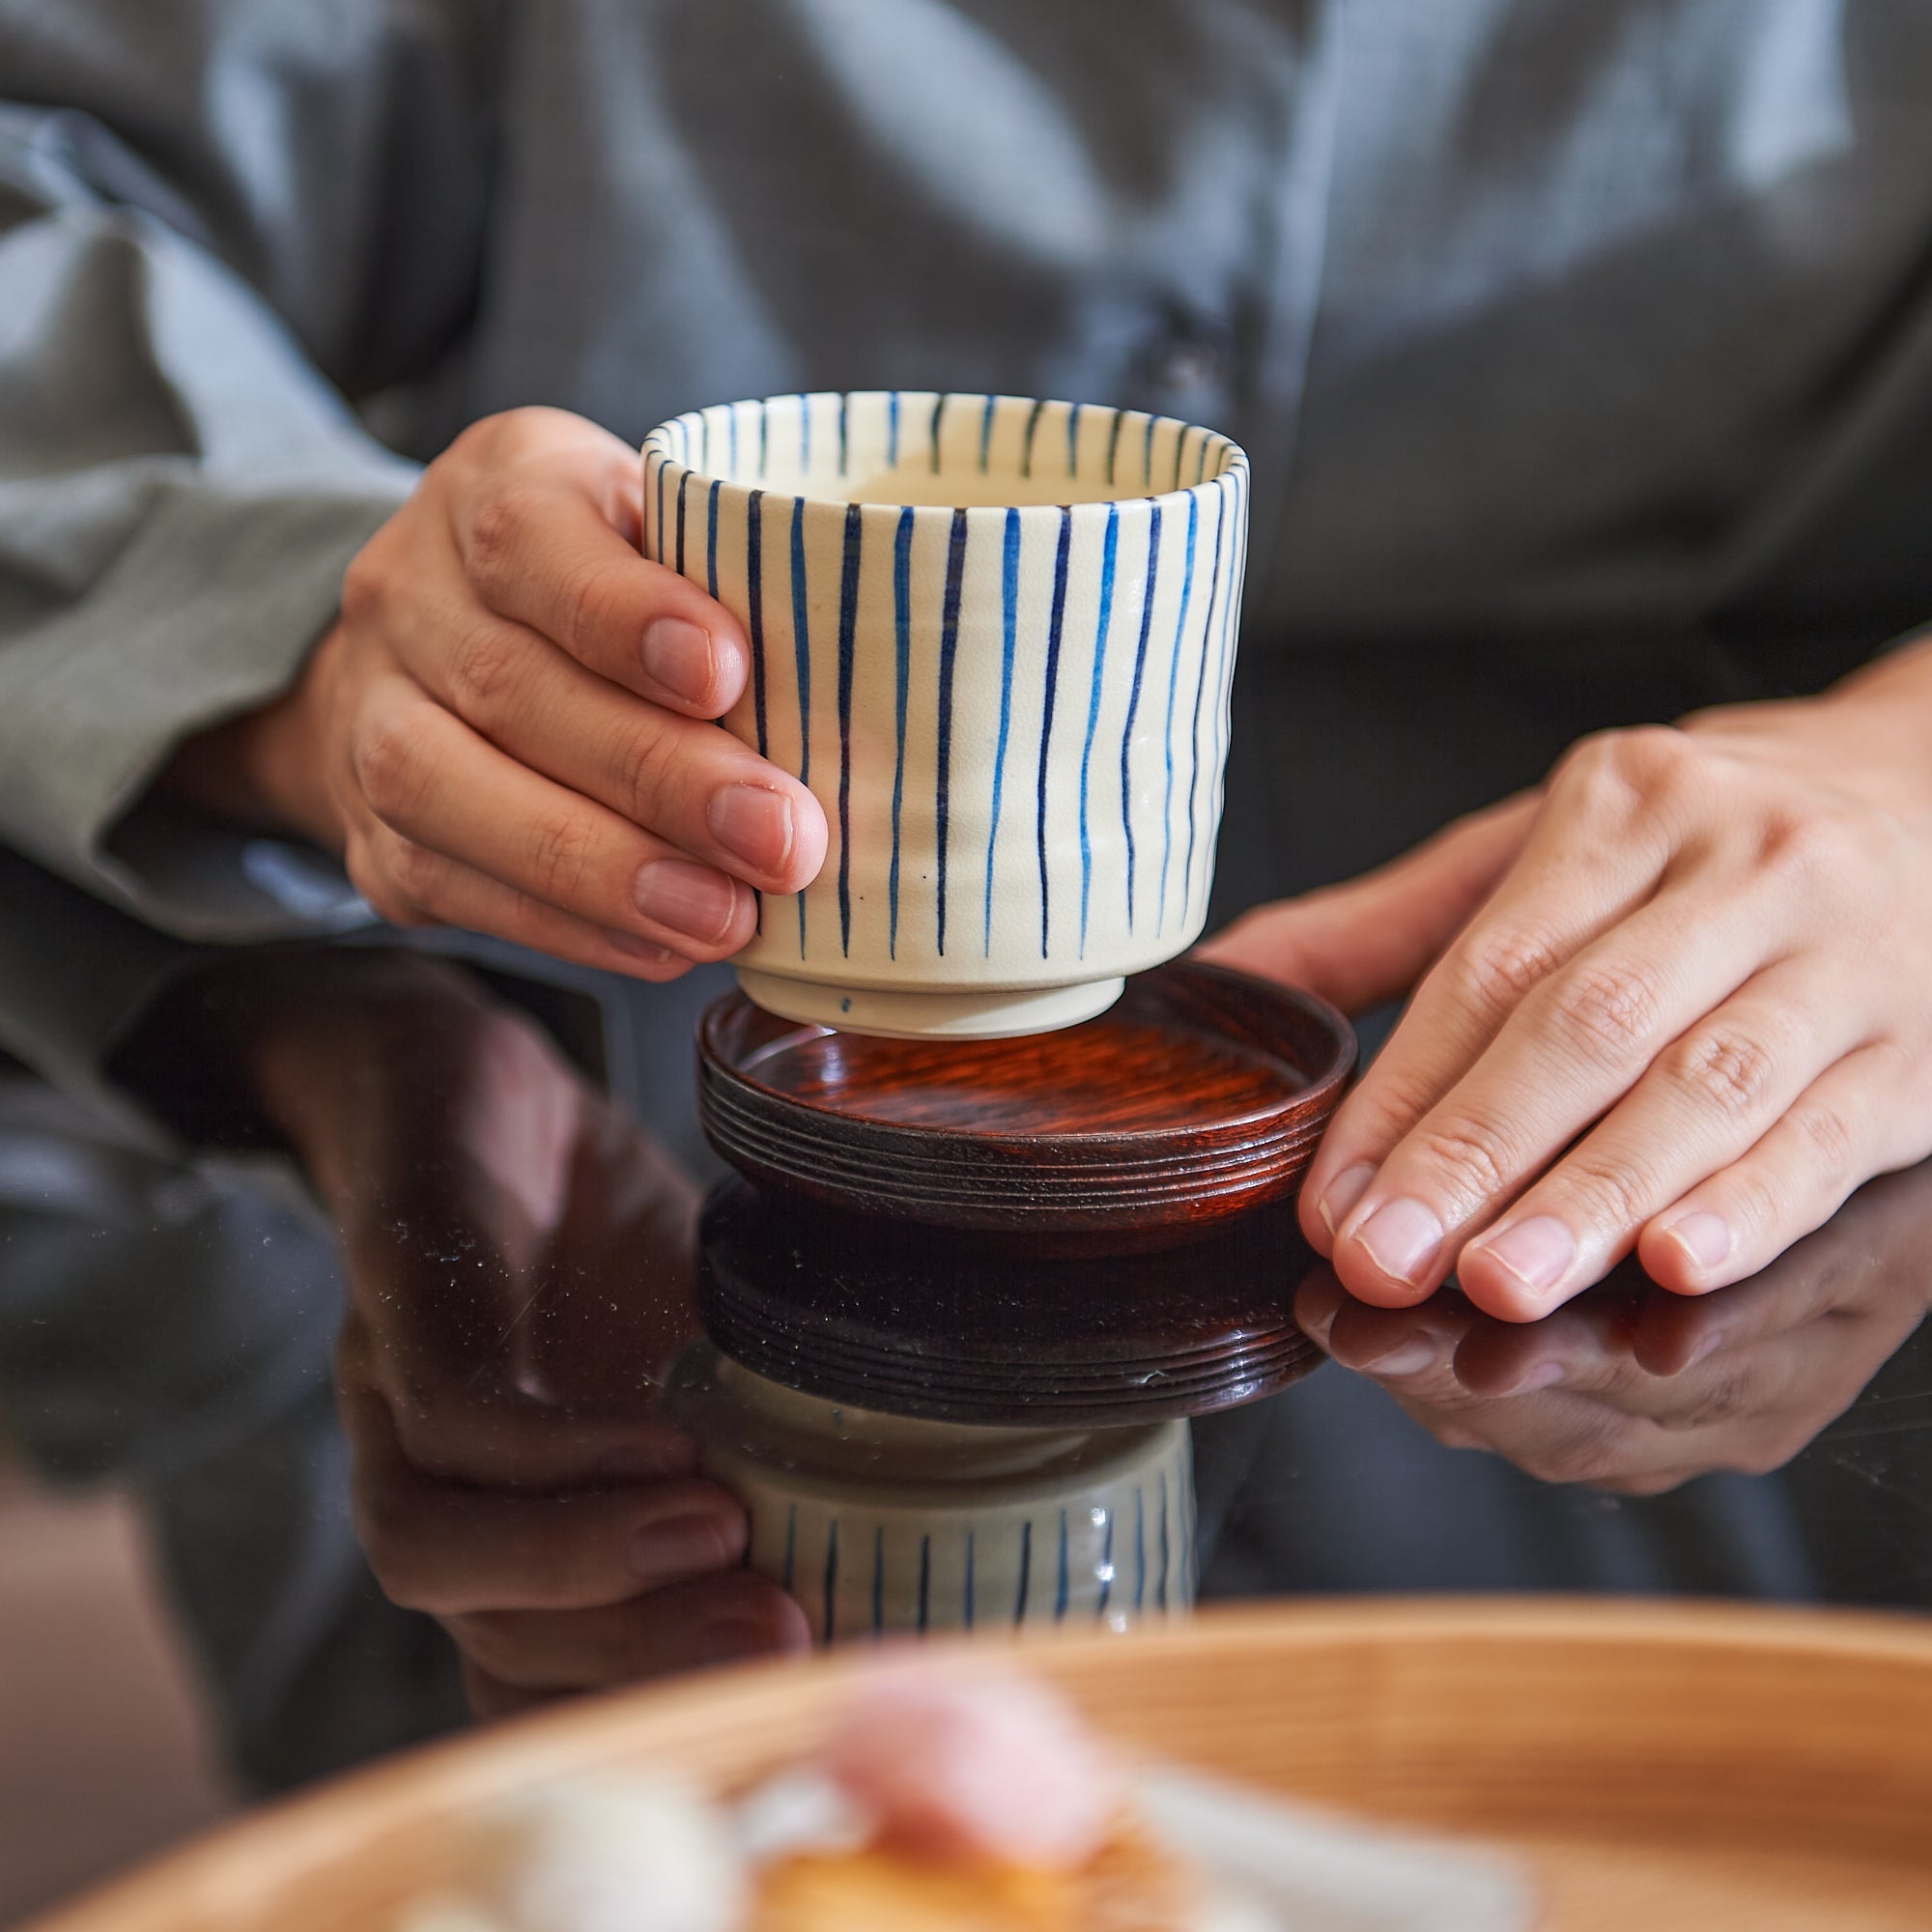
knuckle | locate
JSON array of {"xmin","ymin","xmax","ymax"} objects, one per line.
[
  {"xmin": 558, "ymin": 562, "xmax": 634, "ymax": 659},
  {"xmin": 1550, "ymin": 957, "xmax": 1665, "ymax": 1066},
  {"xmin": 1792, "ymin": 1098, "xmax": 1859, "ymax": 1177},
  {"xmin": 352, "ymin": 706, "xmax": 428, "ymax": 822},
  {"xmin": 524, "ymin": 810, "xmax": 598, "ymax": 904},
  {"xmin": 344, "ymin": 838, "xmax": 427, "ymax": 928},
  {"xmin": 1409, "ymin": 1119, "xmax": 1516, "ymax": 1207},
  {"xmin": 1666, "ymin": 1025, "xmax": 1780, "ymax": 1120},
  {"xmin": 339, "ymin": 542, "xmax": 391, "ymax": 631},
  {"xmin": 446, "ymin": 618, "xmax": 528, "ymax": 719},
  {"xmin": 611, "ymin": 726, "xmax": 691, "ymax": 832},
  {"xmin": 466, "ymin": 482, "xmax": 546, "ymax": 589},
  {"xmin": 385, "ymin": 835, "xmax": 447, "ymax": 908},
  {"xmin": 1456, "ymin": 924, "xmax": 1567, "ymax": 1021},
  {"xmin": 1551, "ymin": 1150, "xmax": 1653, "ymax": 1230}
]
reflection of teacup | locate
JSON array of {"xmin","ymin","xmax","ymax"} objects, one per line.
[
  {"xmin": 642, "ymin": 393, "xmax": 1249, "ymax": 1039},
  {"xmin": 664, "ymin": 1342, "xmax": 1195, "ymax": 1645}
]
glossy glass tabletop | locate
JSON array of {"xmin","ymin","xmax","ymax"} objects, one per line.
[{"xmin": 2, "ymin": 943, "xmax": 1926, "ymax": 1810}]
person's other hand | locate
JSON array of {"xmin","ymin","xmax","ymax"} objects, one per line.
[
  {"xmin": 1292, "ymin": 1161, "xmax": 1932, "ymax": 1492},
  {"xmin": 169, "ymin": 409, "xmax": 826, "ymax": 979},
  {"xmin": 1203, "ymin": 639, "xmax": 1932, "ymax": 1320},
  {"xmin": 241, "ymin": 952, "xmax": 809, "ymax": 1717}
]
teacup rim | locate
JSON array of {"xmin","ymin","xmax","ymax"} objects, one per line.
[{"xmin": 641, "ymin": 387, "xmax": 1248, "ymax": 517}]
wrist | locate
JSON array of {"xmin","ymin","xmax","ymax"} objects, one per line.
[{"xmin": 160, "ymin": 622, "xmax": 346, "ymax": 848}]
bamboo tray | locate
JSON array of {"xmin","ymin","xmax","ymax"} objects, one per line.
[{"xmin": 27, "ymin": 1601, "xmax": 1932, "ymax": 1932}]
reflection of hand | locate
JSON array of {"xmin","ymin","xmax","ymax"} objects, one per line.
[
  {"xmin": 1293, "ymin": 1165, "xmax": 1932, "ymax": 1493},
  {"xmin": 1205, "ymin": 641, "xmax": 1932, "ymax": 1319},
  {"xmin": 164, "ymin": 409, "xmax": 826, "ymax": 977},
  {"xmin": 242, "ymin": 952, "xmax": 808, "ymax": 1715}
]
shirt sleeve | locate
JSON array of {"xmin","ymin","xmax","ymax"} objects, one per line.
[{"xmin": 0, "ymin": 1, "xmax": 492, "ymax": 941}]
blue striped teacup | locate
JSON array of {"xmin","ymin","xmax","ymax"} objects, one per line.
[{"xmin": 643, "ymin": 393, "xmax": 1249, "ymax": 1037}]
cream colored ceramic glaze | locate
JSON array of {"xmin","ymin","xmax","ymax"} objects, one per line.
[
  {"xmin": 642, "ymin": 392, "xmax": 1250, "ymax": 1038},
  {"xmin": 663, "ymin": 1343, "xmax": 1196, "ymax": 1644}
]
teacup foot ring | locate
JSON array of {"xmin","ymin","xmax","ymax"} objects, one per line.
[{"xmin": 734, "ymin": 968, "xmax": 1126, "ymax": 1039}]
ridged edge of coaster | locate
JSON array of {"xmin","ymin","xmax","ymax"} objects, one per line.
[{"xmin": 696, "ymin": 962, "xmax": 1355, "ymax": 1234}]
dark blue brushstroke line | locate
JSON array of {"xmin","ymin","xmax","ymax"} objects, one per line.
[
  {"xmin": 918, "ymin": 1535, "xmax": 931, "ymax": 1633},
  {"xmin": 1106, "ymin": 409, "xmax": 1125, "ymax": 488},
  {"xmin": 1134, "ymin": 1488, "xmax": 1146, "ymax": 1612},
  {"xmin": 888, "ymin": 507, "xmax": 914, "ymax": 958},
  {"xmin": 984, "ymin": 508, "xmax": 1020, "ymax": 955},
  {"xmin": 1121, "ymin": 502, "xmax": 1161, "ymax": 932},
  {"xmin": 1096, "ymin": 1508, "xmax": 1114, "ymax": 1620},
  {"xmin": 800, "ymin": 392, "xmax": 811, "ymax": 474},
  {"xmin": 1076, "ymin": 502, "xmax": 1120, "ymax": 955},
  {"xmin": 1021, "ymin": 397, "xmax": 1047, "ymax": 478},
  {"xmin": 1144, "ymin": 414, "xmax": 1157, "ymax": 488},
  {"xmin": 1054, "ymin": 1509, "xmax": 1069, "ymax": 1621},
  {"xmin": 1034, "ymin": 509, "xmax": 1072, "ymax": 957},
  {"xmin": 675, "ymin": 469, "xmax": 690, "ymax": 579},
  {"xmin": 1014, "ymin": 1520, "xmax": 1033, "ymax": 1626},
  {"xmin": 1157, "ymin": 1475, "xmax": 1170, "ymax": 1613},
  {"xmin": 836, "ymin": 502, "xmax": 864, "ymax": 955},
  {"xmin": 1065, "ymin": 401, "xmax": 1081, "ymax": 477},
  {"xmin": 705, "ymin": 479, "xmax": 720, "ymax": 598},
  {"xmin": 1156, "ymin": 494, "xmax": 1200, "ymax": 933},
  {"xmin": 747, "ymin": 492, "xmax": 769, "ymax": 754},
  {"xmin": 980, "ymin": 393, "xmax": 997, "ymax": 470},
  {"xmin": 935, "ymin": 508, "xmax": 967, "ymax": 954},
  {"xmin": 838, "ymin": 392, "xmax": 849, "ymax": 476},
  {"xmin": 1182, "ymin": 481, "xmax": 1228, "ymax": 920},
  {"xmin": 759, "ymin": 399, "xmax": 769, "ymax": 480},
  {"xmin": 929, "ymin": 392, "xmax": 946, "ymax": 473},
  {"xmin": 888, "ymin": 389, "xmax": 900, "ymax": 468},
  {"xmin": 789, "ymin": 503, "xmax": 812, "ymax": 955}
]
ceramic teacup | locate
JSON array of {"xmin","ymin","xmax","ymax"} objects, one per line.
[
  {"xmin": 641, "ymin": 392, "xmax": 1250, "ymax": 1038},
  {"xmin": 663, "ymin": 1342, "xmax": 1196, "ymax": 1645}
]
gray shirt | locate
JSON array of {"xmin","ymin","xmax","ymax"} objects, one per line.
[{"xmin": 4, "ymin": 0, "xmax": 1932, "ymax": 1102}]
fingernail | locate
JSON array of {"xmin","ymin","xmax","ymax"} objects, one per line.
[
  {"xmin": 1662, "ymin": 1211, "xmax": 1732, "ymax": 1275},
  {"xmin": 707, "ymin": 783, "xmax": 794, "ymax": 875},
  {"xmin": 631, "ymin": 1512, "xmax": 741, "ymax": 1586},
  {"xmin": 1319, "ymin": 1162, "xmax": 1378, "ymax": 1237},
  {"xmin": 702, "ymin": 1616, "xmax": 785, "ymax": 1666},
  {"xmin": 596, "ymin": 1438, "xmax": 695, "ymax": 1481},
  {"xmin": 1473, "ymin": 1215, "xmax": 1578, "ymax": 1297},
  {"xmin": 641, "ymin": 616, "xmax": 716, "ymax": 702},
  {"xmin": 1361, "ymin": 1335, "xmax": 1441, "ymax": 1377},
  {"xmin": 1354, "ymin": 1197, "xmax": 1444, "ymax": 1287},
  {"xmin": 606, "ymin": 930, "xmax": 678, "ymax": 965},
  {"xmin": 634, "ymin": 859, "xmax": 740, "ymax": 943}
]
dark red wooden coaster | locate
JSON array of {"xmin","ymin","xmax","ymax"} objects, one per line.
[
  {"xmin": 697, "ymin": 1179, "xmax": 1324, "ymax": 1426},
  {"xmin": 696, "ymin": 961, "xmax": 1355, "ymax": 1240}
]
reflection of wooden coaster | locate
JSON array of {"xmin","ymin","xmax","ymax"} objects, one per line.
[
  {"xmin": 697, "ymin": 962, "xmax": 1354, "ymax": 1240},
  {"xmin": 697, "ymin": 1180, "xmax": 1323, "ymax": 1426}
]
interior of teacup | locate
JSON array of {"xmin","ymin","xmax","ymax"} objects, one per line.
[{"xmin": 647, "ymin": 390, "xmax": 1243, "ymax": 509}]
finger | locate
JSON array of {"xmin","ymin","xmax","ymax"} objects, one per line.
[
  {"xmin": 336, "ymin": 1319, "xmax": 700, "ymax": 1490},
  {"xmin": 384, "ymin": 575, "xmax": 822, "ymax": 893},
  {"xmin": 1300, "ymin": 759, "xmax": 1676, "ymax": 1253},
  {"xmin": 453, "ymin": 467, "xmax": 750, "ymax": 717},
  {"xmin": 344, "ymin": 672, "xmax": 758, "ymax": 958},
  {"xmin": 1636, "ymin": 1044, "xmax": 1913, "ymax": 1294},
  {"xmin": 1302, "ymin": 1282, "xmax": 1477, "ymax": 1387},
  {"xmin": 1443, "ymin": 958, "xmax": 1855, "ymax": 1320},
  {"xmin": 1200, "ymin": 793, "xmax": 1537, "ymax": 1014},
  {"xmin": 346, "ymin": 1390, "xmax": 748, "ymax": 1614},
  {"xmin": 448, "ymin": 1572, "xmax": 810, "ymax": 1692},
  {"xmin": 1447, "ymin": 1295, "xmax": 1641, "ymax": 1398}
]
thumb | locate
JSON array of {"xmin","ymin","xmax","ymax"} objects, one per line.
[{"xmin": 1197, "ymin": 791, "xmax": 1538, "ymax": 1014}]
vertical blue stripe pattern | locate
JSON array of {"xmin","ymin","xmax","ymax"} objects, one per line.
[
  {"xmin": 823, "ymin": 1518, "xmax": 839, "ymax": 1644},
  {"xmin": 1182, "ymin": 481, "xmax": 1228, "ymax": 917},
  {"xmin": 1034, "ymin": 509, "xmax": 1072, "ymax": 958},
  {"xmin": 1054, "ymin": 1509, "xmax": 1070, "ymax": 1621},
  {"xmin": 870, "ymin": 1523, "xmax": 885, "ymax": 1634},
  {"xmin": 788, "ymin": 501, "xmax": 812, "ymax": 956},
  {"xmin": 1076, "ymin": 503, "xmax": 1119, "ymax": 955},
  {"xmin": 917, "ymin": 1534, "xmax": 931, "ymax": 1633},
  {"xmin": 934, "ymin": 508, "xmax": 967, "ymax": 954},
  {"xmin": 781, "ymin": 1506, "xmax": 796, "ymax": 1592},
  {"xmin": 1121, "ymin": 501, "xmax": 1161, "ymax": 933},
  {"xmin": 1014, "ymin": 1519, "xmax": 1033, "ymax": 1625},
  {"xmin": 639, "ymin": 396, "xmax": 1247, "ymax": 989},
  {"xmin": 836, "ymin": 502, "xmax": 863, "ymax": 955},
  {"xmin": 1096, "ymin": 1507, "xmax": 1115, "ymax": 1620},
  {"xmin": 984, "ymin": 507, "xmax": 1021, "ymax": 956},
  {"xmin": 888, "ymin": 507, "xmax": 914, "ymax": 957},
  {"xmin": 1156, "ymin": 492, "xmax": 1200, "ymax": 935}
]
